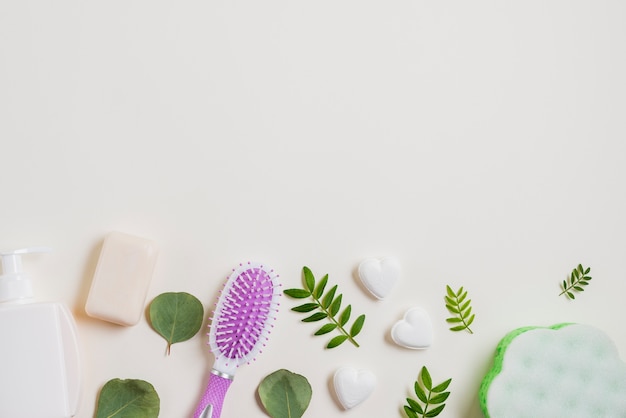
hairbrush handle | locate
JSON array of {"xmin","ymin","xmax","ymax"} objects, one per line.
[{"xmin": 193, "ymin": 370, "xmax": 233, "ymax": 418}]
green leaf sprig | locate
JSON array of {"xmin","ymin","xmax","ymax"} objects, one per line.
[
  {"xmin": 404, "ymin": 366, "xmax": 451, "ymax": 418},
  {"xmin": 559, "ymin": 264, "xmax": 592, "ymax": 299},
  {"xmin": 284, "ymin": 266, "xmax": 366, "ymax": 349},
  {"xmin": 444, "ymin": 285, "xmax": 475, "ymax": 334}
]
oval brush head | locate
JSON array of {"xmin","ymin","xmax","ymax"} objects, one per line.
[
  {"xmin": 193, "ymin": 261, "xmax": 280, "ymax": 418},
  {"xmin": 209, "ymin": 261, "xmax": 281, "ymax": 375}
]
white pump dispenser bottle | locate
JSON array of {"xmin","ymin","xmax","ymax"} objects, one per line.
[{"xmin": 0, "ymin": 247, "xmax": 81, "ymax": 418}]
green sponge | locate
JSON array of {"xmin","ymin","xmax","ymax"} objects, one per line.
[{"xmin": 479, "ymin": 323, "xmax": 626, "ymax": 417}]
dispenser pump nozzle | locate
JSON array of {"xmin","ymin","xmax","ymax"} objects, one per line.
[{"xmin": 0, "ymin": 247, "xmax": 52, "ymax": 303}]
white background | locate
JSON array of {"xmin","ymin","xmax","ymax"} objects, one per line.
[{"xmin": 1, "ymin": 1, "xmax": 625, "ymax": 417}]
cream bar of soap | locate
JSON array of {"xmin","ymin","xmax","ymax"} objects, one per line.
[{"xmin": 85, "ymin": 231, "xmax": 159, "ymax": 326}]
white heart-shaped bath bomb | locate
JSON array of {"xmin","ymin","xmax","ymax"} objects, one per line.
[
  {"xmin": 333, "ymin": 367, "xmax": 377, "ymax": 410},
  {"xmin": 357, "ymin": 257, "xmax": 400, "ymax": 299},
  {"xmin": 391, "ymin": 307, "xmax": 433, "ymax": 349}
]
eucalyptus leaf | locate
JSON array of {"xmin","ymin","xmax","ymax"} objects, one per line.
[
  {"xmin": 258, "ymin": 369, "xmax": 312, "ymax": 418},
  {"xmin": 149, "ymin": 292, "xmax": 204, "ymax": 355},
  {"xmin": 95, "ymin": 378, "xmax": 160, "ymax": 418}
]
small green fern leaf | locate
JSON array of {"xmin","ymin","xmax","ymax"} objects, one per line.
[
  {"xmin": 444, "ymin": 285, "xmax": 475, "ymax": 334},
  {"xmin": 559, "ymin": 264, "xmax": 592, "ymax": 300},
  {"xmin": 284, "ymin": 266, "xmax": 366, "ymax": 349},
  {"xmin": 404, "ymin": 366, "xmax": 451, "ymax": 418}
]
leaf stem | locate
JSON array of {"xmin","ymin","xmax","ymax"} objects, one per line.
[
  {"xmin": 311, "ymin": 295, "xmax": 360, "ymax": 347},
  {"xmin": 459, "ymin": 313, "xmax": 473, "ymax": 334},
  {"xmin": 451, "ymin": 299, "xmax": 473, "ymax": 334},
  {"xmin": 559, "ymin": 278, "xmax": 579, "ymax": 296},
  {"xmin": 422, "ymin": 390, "xmax": 432, "ymax": 418}
]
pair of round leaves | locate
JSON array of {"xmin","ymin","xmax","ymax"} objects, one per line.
[
  {"xmin": 94, "ymin": 293, "xmax": 202, "ymax": 417},
  {"xmin": 149, "ymin": 292, "xmax": 204, "ymax": 355}
]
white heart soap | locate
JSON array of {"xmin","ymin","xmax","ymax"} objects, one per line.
[
  {"xmin": 391, "ymin": 307, "xmax": 433, "ymax": 349},
  {"xmin": 333, "ymin": 367, "xmax": 377, "ymax": 410},
  {"xmin": 357, "ymin": 256, "xmax": 400, "ymax": 299}
]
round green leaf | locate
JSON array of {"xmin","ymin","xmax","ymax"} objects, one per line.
[
  {"xmin": 149, "ymin": 292, "xmax": 204, "ymax": 355},
  {"xmin": 95, "ymin": 378, "xmax": 160, "ymax": 418},
  {"xmin": 258, "ymin": 369, "xmax": 312, "ymax": 418}
]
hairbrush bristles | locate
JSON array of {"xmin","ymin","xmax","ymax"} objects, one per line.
[{"xmin": 207, "ymin": 262, "xmax": 280, "ymax": 373}]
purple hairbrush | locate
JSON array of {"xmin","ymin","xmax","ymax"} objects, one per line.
[{"xmin": 193, "ymin": 262, "xmax": 280, "ymax": 418}]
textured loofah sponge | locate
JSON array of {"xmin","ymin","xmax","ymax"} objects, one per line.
[{"xmin": 479, "ymin": 323, "xmax": 626, "ymax": 418}]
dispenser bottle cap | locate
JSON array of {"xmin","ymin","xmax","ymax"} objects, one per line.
[{"xmin": 0, "ymin": 247, "xmax": 51, "ymax": 303}]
